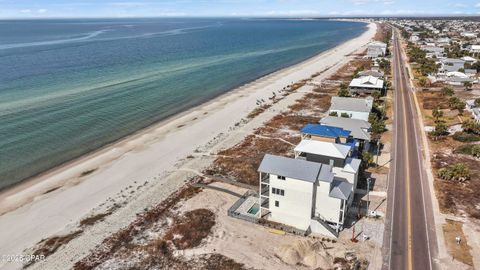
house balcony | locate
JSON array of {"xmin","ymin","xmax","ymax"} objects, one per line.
[
  {"xmin": 261, "ymin": 183, "xmax": 269, "ymax": 197},
  {"xmin": 260, "ymin": 173, "xmax": 269, "ymax": 184},
  {"xmin": 260, "ymin": 197, "xmax": 269, "ymax": 209}
]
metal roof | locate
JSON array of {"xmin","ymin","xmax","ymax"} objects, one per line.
[
  {"xmin": 343, "ymin": 158, "xmax": 361, "ymax": 173},
  {"xmin": 300, "ymin": 124, "xmax": 351, "ymax": 138},
  {"xmin": 319, "ymin": 116, "xmax": 371, "ymax": 141},
  {"xmin": 329, "ymin": 179, "xmax": 353, "ymax": 200},
  {"xmin": 258, "ymin": 154, "xmax": 334, "ymax": 183},
  {"xmin": 357, "ymin": 70, "xmax": 384, "ymax": 78},
  {"xmin": 294, "ymin": 140, "xmax": 351, "ymax": 160},
  {"xmin": 349, "ymin": 75, "xmax": 384, "ymax": 89},
  {"xmin": 330, "ymin": 96, "xmax": 374, "ymax": 113}
]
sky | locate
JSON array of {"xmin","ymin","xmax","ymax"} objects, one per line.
[{"xmin": 2, "ymin": 0, "xmax": 480, "ymax": 19}]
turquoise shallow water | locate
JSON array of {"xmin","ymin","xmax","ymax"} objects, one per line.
[{"xmin": 0, "ymin": 18, "xmax": 367, "ymax": 189}]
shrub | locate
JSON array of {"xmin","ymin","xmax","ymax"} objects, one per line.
[
  {"xmin": 437, "ymin": 163, "xmax": 471, "ymax": 182},
  {"xmin": 472, "ymin": 145, "xmax": 480, "ymax": 157},
  {"xmin": 461, "ymin": 119, "xmax": 480, "ymax": 135},
  {"xmin": 441, "ymin": 86, "xmax": 454, "ymax": 96},
  {"xmin": 164, "ymin": 209, "xmax": 215, "ymax": 250},
  {"xmin": 361, "ymin": 152, "xmax": 374, "ymax": 167},
  {"xmin": 453, "ymin": 132, "xmax": 480, "ymax": 142},
  {"xmin": 430, "ymin": 121, "xmax": 448, "ymax": 138},
  {"xmin": 337, "ymin": 83, "xmax": 350, "ymax": 97}
]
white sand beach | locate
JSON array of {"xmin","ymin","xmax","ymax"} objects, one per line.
[{"xmin": 0, "ymin": 22, "xmax": 376, "ymax": 269}]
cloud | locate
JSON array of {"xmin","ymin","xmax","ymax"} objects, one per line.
[
  {"xmin": 37, "ymin": 9, "xmax": 47, "ymax": 13},
  {"xmin": 350, "ymin": 0, "xmax": 395, "ymax": 5},
  {"xmin": 20, "ymin": 9, "xmax": 32, "ymax": 13},
  {"xmin": 110, "ymin": 2, "xmax": 146, "ymax": 8}
]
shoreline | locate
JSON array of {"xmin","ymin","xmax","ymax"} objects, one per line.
[
  {"xmin": 0, "ymin": 21, "xmax": 369, "ymax": 210},
  {"xmin": 0, "ymin": 22, "xmax": 376, "ymax": 269},
  {"xmin": 0, "ymin": 20, "xmax": 367, "ymax": 193},
  {"xmin": 0, "ymin": 25, "xmax": 365, "ymax": 194}
]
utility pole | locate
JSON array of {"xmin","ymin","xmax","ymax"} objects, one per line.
[{"xmin": 367, "ymin": 177, "xmax": 371, "ymax": 216}]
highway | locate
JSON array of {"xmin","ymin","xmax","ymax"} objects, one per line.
[{"xmin": 382, "ymin": 28, "xmax": 438, "ymax": 270}]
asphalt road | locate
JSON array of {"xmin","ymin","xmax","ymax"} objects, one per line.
[{"xmin": 382, "ymin": 29, "xmax": 438, "ymax": 270}]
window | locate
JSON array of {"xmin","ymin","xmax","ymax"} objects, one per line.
[
  {"xmin": 275, "ymin": 201, "xmax": 279, "ymax": 207},
  {"xmin": 272, "ymin": 188, "xmax": 285, "ymax": 196},
  {"xmin": 277, "ymin": 175, "xmax": 286, "ymax": 180}
]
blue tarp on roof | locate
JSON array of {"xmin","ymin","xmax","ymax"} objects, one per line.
[
  {"xmin": 300, "ymin": 124, "xmax": 351, "ymax": 138},
  {"xmin": 340, "ymin": 138, "xmax": 359, "ymax": 158}
]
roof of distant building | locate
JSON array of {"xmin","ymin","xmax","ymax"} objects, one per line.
[
  {"xmin": 349, "ymin": 75, "xmax": 384, "ymax": 89},
  {"xmin": 357, "ymin": 70, "xmax": 384, "ymax": 78}
]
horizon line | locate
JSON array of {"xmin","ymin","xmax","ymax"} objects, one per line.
[{"xmin": 1, "ymin": 14, "xmax": 479, "ymax": 20}]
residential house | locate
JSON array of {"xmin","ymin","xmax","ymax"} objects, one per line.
[
  {"xmin": 422, "ymin": 46, "xmax": 444, "ymax": 58},
  {"xmin": 409, "ymin": 35, "xmax": 420, "ymax": 43},
  {"xmin": 465, "ymin": 69, "xmax": 477, "ymax": 77},
  {"xmin": 367, "ymin": 41, "xmax": 387, "ymax": 58},
  {"xmin": 461, "ymin": 32, "xmax": 477, "ymax": 38},
  {"xmin": 467, "ymin": 44, "xmax": 480, "ymax": 54},
  {"xmin": 473, "ymin": 108, "xmax": 480, "ymax": 122},
  {"xmin": 328, "ymin": 96, "xmax": 374, "ymax": 122},
  {"xmin": 466, "ymin": 99, "xmax": 480, "ymax": 122},
  {"xmin": 357, "ymin": 70, "xmax": 384, "ymax": 78},
  {"xmin": 466, "ymin": 99, "xmax": 476, "ymax": 110},
  {"xmin": 436, "ymin": 37, "xmax": 451, "ymax": 46},
  {"xmin": 439, "ymin": 58, "xmax": 465, "ymax": 73},
  {"xmin": 461, "ymin": 56, "xmax": 477, "ymax": 64},
  {"xmin": 319, "ymin": 116, "xmax": 372, "ymax": 152},
  {"xmin": 258, "ymin": 154, "xmax": 352, "ymax": 237},
  {"xmin": 300, "ymin": 124, "xmax": 351, "ymax": 144},
  {"xmin": 349, "ymin": 75, "xmax": 384, "ymax": 95},
  {"xmin": 444, "ymin": 71, "xmax": 475, "ymax": 86},
  {"xmin": 294, "ymin": 139, "xmax": 361, "ymax": 191}
]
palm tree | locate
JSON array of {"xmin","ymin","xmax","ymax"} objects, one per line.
[
  {"xmin": 432, "ymin": 107, "xmax": 444, "ymax": 123},
  {"xmin": 418, "ymin": 77, "xmax": 428, "ymax": 87}
]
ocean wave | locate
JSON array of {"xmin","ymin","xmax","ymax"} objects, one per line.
[
  {"xmin": 0, "ymin": 30, "xmax": 110, "ymax": 50},
  {"xmin": 0, "ymin": 23, "xmax": 221, "ymax": 51}
]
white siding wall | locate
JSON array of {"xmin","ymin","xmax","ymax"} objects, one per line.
[
  {"xmin": 314, "ymin": 182, "xmax": 343, "ymax": 224},
  {"xmin": 268, "ymin": 174, "xmax": 314, "ymax": 231},
  {"xmin": 332, "ymin": 167, "xmax": 357, "ymax": 190},
  {"xmin": 329, "ymin": 110, "xmax": 370, "ymax": 122}
]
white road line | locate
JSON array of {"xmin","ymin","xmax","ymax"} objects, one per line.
[{"xmin": 388, "ymin": 31, "xmax": 400, "ymax": 269}]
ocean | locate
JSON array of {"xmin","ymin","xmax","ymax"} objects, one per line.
[{"xmin": 0, "ymin": 18, "xmax": 367, "ymax": 189}]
